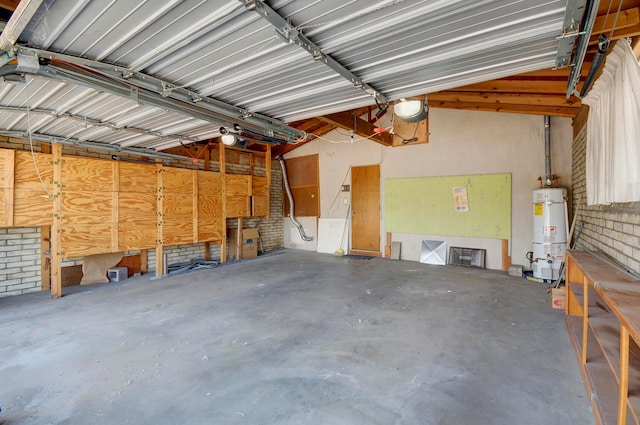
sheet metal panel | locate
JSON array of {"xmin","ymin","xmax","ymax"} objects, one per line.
[{"xmin": 2, "ymin": 0, "xmax": 568, "ymax": 150}]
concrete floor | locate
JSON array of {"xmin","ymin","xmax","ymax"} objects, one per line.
[{"xmin": 0, "ymin": 249, "xmax": 593, "ymax": 425}]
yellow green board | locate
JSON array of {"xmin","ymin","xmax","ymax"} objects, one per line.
[{"xmin": 385, "ymin": 173, "xmax": 511, "ymax": 239}]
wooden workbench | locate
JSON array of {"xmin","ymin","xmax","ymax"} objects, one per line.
[{"xmin": 565, "ymin": 250, "xmax": 640, "ymax": 425}]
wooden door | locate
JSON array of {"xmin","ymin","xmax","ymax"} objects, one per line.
[{"xmin": 351, "ymin": 165, "xmax": 380, "ymax": 254}]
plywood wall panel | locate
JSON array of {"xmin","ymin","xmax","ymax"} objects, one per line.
[
  {"xmin": 198, "ymin": 218, "xmax": 224, "ymax": 242},
  {"xmin": 252, "ymin": 196, "xmax": 269, "ymax": 217},
  {"xmin": 14, "ymin": 151, "xmax": 53, "ymax": 191},
  {"xmin": 225, "ymin": 175, "xmax": 250, "ymax": 196},
  {"xmin": 62, "ymin": 157, "xmax": 113, "ymax": 192},
  {"xmin": 119, "ymin": 162, "xmax": 157, "ymax": 192},
  {"xmin": 162, "ymin": 219, "xmax": 194, "ymax": 246},
  {"xmin": 198, "ymin": 196, "xmax": 223, "ymax": 218},
  {"xmin": 252, "ymin": 176, "xmax": 268, "ymax": 197},
  {"xmin": 163, "ymin": 193, "xmax": 193, "ymax": 219},
  {"xmin": 118, "ymin": 192, "xmax": 157, "ymax": 222},
  {"xmin": 197, "ymin": 171, "xmax": 223, "ymax": 195},
  {"xmin": 118, "ymin": 222, "xmax": 157, "ymax": 251},
  {"xmin": 60, "ymin": 223, "xmax": 114, "ymax": 257},
  {"xmin": 162, "ymin": 167, "xmax": 193, "ymax": 193},
  {"xmin": 226, "ymin": 196, "xmax": 250, "ymax": 218},
  {"xmin": 60, "ymin": 191, "xmax": 113, "ymax": 225},
  {"xmin": 13, "ymin": 188, "xmax": 52, "ymax": 226},
  {"xmin": 0, "ymin": 188, "xmax": 8, "ymax": 227},
  {"xmin": 0, "ymin": 149, "xmax": 14, "ymax": 188}
]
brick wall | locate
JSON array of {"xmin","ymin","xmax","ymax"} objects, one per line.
[
  {"xmin": 572, "ymin": 123, "xmax": 640, "ymax": 274},
  {"xmin": 0, "ymin": 227, "xmax": 42, "ymax": 298},
  {"xmin": 0, "ymin": 137, "xmax": 285, "ymax": 297}
]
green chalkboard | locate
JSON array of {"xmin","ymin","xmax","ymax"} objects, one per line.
[{"xmin": 385, "ymin": 173, "xmax": 511, "ymax": 239}]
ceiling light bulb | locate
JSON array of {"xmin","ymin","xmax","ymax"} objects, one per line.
[
  {"xmin": 221, "ymin": 134, "xmax": 237, "ymax": 146},
  {"xmin": 394, "ymin": 98, "xmax": 428, "ymax": 122}
]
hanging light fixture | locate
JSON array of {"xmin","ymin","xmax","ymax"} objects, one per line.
[
  {"xmin": 221, "ymin": 134, "xmax": 237, "ymax": 146},
  {"xmin": 394, "ymin": 97, "xmax": 428, "ymax": 122},
  {"xmin": 219, "ymin": 126, "xmax": 237, "ymax": 146}
]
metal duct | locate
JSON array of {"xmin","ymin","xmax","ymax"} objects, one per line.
[{"xmin": 278, "ymin": 157, "xmax": 313, "ymax": 242}]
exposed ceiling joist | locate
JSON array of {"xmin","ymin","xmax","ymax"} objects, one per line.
[
  {"xmin": 0, "ymin": 0, "xmax": 19, "ymax": 10},
  {"xmin": 429, "ymin": 102, "xmax": 579, "ymax": 118},
  {"xmin": 316, "ymin": 112, "xmax": 392, "ymax": 146}
]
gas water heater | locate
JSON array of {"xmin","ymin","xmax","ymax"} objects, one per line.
[{"xmin": 532, "ymin": 187, "xmax": 567, "ymax": 280}]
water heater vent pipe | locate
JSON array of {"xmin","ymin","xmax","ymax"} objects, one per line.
[{"xmin": 544, "ymin": 115, "xmax": 553, "ymax": 186}]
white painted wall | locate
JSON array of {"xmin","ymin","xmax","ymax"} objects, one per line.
[{"xmin": 285, "ymin": 109, "xmax": 573, "ymax": 270}]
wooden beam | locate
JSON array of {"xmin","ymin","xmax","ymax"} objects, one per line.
[
  {"xmin": 514, "ymin": 64, "xmax": 591, "ymax": 79},
  {"xmin": 429, "ymin": 101, "xmax": 579, "ymax": 118},
  {"xmin": 291, "ymin": 118, "xmax": 325, "ymax": 133},
  {"xmin": 453, "ymin": 80, "xmax": 572, "ymax": 94},
  {"xmin": 0, "ymin": 0, "xmax": 19, "ymax": 11},
  {"xmin": 271, "ymin": 140, "xmax": 311, "ymax": 158},
  {"xmin": 316, "ymin": 112, "xmax": 392, "ymax": 146},
  {"xmin": 430, "ymin": 91, "xmax": 581, "ymax": 108},
  {"xmin": 591, "ymin": 7, "xmax": 640, "ymax": 43}
]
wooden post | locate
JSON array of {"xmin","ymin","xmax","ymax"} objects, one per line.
[
  {"xmin": 192, "ymin": 170, "xmax": 199, "ymax": 244},
  {"xmin": 40, "ymin": 226, "xmax": 51, "ymax": 290},
  {"xmin": 111, "ymin": 162, "xmax": 119, "ymax": 252},
  {"xmin": 51, "ymin": 143, "xmax": 62, "ymax": 298},
  {"xmin": 236, "ymin": 217, "xmax": 242, "ymax": 260},
  {"xmin": 384, "ymin": 232, "xmax": 392, "ymax": 258},
  {"xmin": 40, "ymin": 143, "xmax": 51, "ymax": 289},
  {"xmin": 203, "ymin": 146, "xmax": 211, "ymax": 260},
  {"xmin": 3, "ymin": 149, "xmax": 14, "ymax": 227},
  {"xmin": 155, "ymin": 160, "xmax": 164, "ymax": 276},
  {"xmin": 140, "ymin": 249, "xmax": 148, "ymax": 274},
  {"xmin": 219, "ymin": 142, "xmax": 226, "ymax": 263},
  {"xmin": 618, "ymin": 325, "xmax": 630, "ymax": 425},
  {"xmin": 581, "ymin": 276, "xmax": 589, "ymax": 365},
  {"xmin": 501, "ymin": 239, "xmax": 511, "ymax": 271},
  {"xmin": 266, "ymin": 145, "xmax": 271, "ymax": 219}
]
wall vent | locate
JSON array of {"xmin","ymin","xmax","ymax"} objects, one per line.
[{"xmin": 448, "ymin": 247, "xmax": 486, "ymax": 268}]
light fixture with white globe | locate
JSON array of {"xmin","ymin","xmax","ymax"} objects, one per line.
[
  {"xmin": 394, "ymin": 97, "xmax": 428, "ymax": 122},
  {"xmin": 221, "ymin": 134, "xmax": 237, "ymax": 146}
]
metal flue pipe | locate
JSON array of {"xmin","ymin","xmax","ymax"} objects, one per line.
[
  {"xmin": 544, "ymin": 115, "xmax": 553, "ymax": 186},
  {"xmin": 278, "ymin": 157, "xmax": 314, "ymax": 242}
]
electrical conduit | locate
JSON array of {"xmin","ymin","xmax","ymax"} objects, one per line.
[{"xmin": 278, "ymin": 157, "xmax": 313, "ymax": 242}]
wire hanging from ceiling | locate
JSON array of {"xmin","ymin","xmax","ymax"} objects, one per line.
[{"xmin": 24, "ymin": 76, "xmax": 63, "ymax": 205}]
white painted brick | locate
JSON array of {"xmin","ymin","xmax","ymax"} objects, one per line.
[
  {"xmin": 6, "ymin": 282, "xmax": 39, "ymax": 291},
  {"xmin": 8, "ymin": 271, "xmax": 37, "ymax": 279},
  {"xmin": 0, "ymin": 267, "xmax": 22, "ymax": 276}
]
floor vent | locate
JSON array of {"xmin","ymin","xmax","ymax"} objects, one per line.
[{"xmin": 448, "ymin": 247, "xmax": 486, "ymax": 268}]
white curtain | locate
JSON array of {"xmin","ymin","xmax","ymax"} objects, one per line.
[{"xmin": 582, "ymin": 40, "xmax": 640, "ymax": 205}]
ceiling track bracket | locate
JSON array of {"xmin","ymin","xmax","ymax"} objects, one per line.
[{"xmin": 238, "ymin": 0, "xmax": 389, "ymax": 106}]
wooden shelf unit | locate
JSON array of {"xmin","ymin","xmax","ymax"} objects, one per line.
[{"xmin": 566, "ymin": 250, "xmax": 640, "ymax": 425}]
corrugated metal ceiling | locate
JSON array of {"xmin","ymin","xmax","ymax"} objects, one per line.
[{"xmin": 0, "ymin": 0, "xmax": 569, "ymax": 152}]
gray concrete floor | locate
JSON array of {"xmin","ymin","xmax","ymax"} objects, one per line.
[{"xmin": 0, "ymin": 249, "xmax": 593, "ymax": 425}]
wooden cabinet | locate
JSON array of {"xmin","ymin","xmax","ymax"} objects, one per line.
[{"xmin": 565, "ymin": 250, "xmax": 640, "ymax": 425}]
